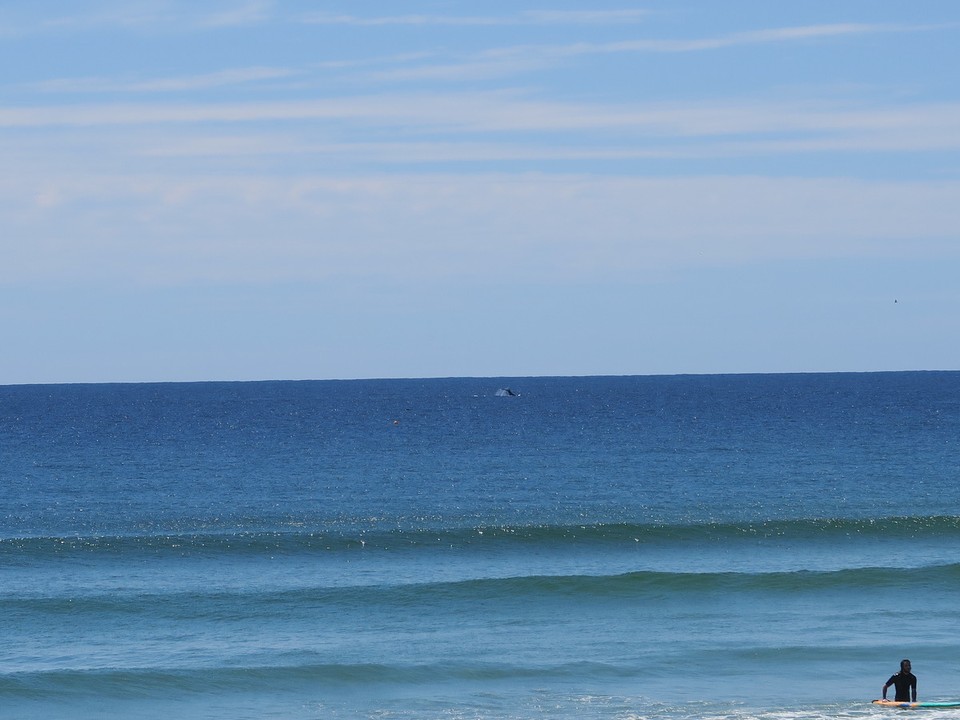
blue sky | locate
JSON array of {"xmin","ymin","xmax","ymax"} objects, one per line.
[{"xmin": 2, "ymin": 1, "xmax": 959, "ymax": 383}]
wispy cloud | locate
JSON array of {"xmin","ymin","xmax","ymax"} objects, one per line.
[
  {"xmin": 31, "ymin": 67, "xmax": 297, "ymax": 94},
  {"xmin": 4, "ymin": 171, "xmax": 959, "ymax": 287},
  {"xmin": 35, "ymin": 4, "xmax": 177, "ymax": 32},
  {"xmin": 358, "ymin": 22, "xmax": 948, "ymax": 85},
  {"xmin": 5, "ymin": 93, "xmax": 960, "ymax": 159},
  {"xmin": 299, "ymin": 9, "xmax": 648, "ymax": 27},
  {"xmin": 17, "ymin": 4, "xmax": 649, "ymax": 34},
  {"xmin": 594, "ymin": 22, "xmax": 946, "ymax": 52},
  {"xmin": 533, "ymin": 22, "xmax": 944, "ymax": 58},
  {"xmin": 300, "ymin": 13, "xmax": 503, "ymax": 27},
  {"xmin": 523, "ymin": 10, "xmax": 650, "ymax": 24},
  {"xmin": 198, "ymin": 0, "xmax": 274, "ymax": 28},
  {"xmin": 0, "ymin": 0, "xmax": 275, "ymax": 35}
]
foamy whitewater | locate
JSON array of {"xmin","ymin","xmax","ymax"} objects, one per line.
[{"xmin": 2, "ymin": 373, "xmax": 959, "ymax": 719}]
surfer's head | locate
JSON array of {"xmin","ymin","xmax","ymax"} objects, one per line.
[{"xmin": 901, "ymin": 659, "xmax": 912, "ymax": 672}]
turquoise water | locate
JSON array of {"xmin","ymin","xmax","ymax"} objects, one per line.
[{"xmin": 1, "ymin": 372, "xmax": 959, "ymax": 719}]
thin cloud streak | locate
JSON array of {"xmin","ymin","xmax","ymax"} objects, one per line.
[
  {"xmin": 523, "ymin": 10, "xmax": 649, "ymax": 24},
  {"xmin": 299, "ymin": 9, "xmax": 649, "ymax": 27},
  {"xmin": 4, "ymin": 94, "xmax": 960, "ymax": 153},
  {"xmin": 363, "ymin": 22, "xmax": 949, "ymax": 83},
  {"xmin": 198, "ymin": 0, "xmax": 274, "ymax": 28},
  {"xmin": 11, "ymin": 21, "xmax": 943, "ymax": 97},
  {"xmin": 29, "ymin": 67, "xmax": 297, "ymax": 94},
  {"xmin": 0, "ymin": 1, "xmax": 275, "ymax": 35},
  {"xmin": 596, "ymin": 22, "xmax": 949, "ymax": 52}
]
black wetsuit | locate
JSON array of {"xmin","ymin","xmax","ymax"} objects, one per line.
[{"xmin": 886, "ymin": 671, "xmax": 917, "ymax": 701}]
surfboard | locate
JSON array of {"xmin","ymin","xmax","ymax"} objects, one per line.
[{"xmin": 873, "ymin": 700, "xmax": 960, "ymax": 708}]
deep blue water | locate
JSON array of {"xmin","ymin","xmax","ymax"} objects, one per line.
[{"xmin": 1, "ymin": 372, "xmax": 959, "ymax": 719}]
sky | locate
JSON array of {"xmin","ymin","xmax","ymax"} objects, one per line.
[{"xmin": 2, "ymin": 0, "xmax": 959, "ymax": 384}]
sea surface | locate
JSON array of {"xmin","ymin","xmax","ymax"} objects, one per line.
[{"xmin": 1, "ymin": 372, "xmax": 959, "ymax": 720}]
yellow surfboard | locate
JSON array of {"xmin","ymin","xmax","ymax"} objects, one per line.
[{"xmin": 873, "ymin": 700, "xmax": 960, "ymax": 709}]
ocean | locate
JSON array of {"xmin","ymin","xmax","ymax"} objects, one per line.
[{"xmin": 1, "ymin": 372, "xmax": 959, "ymax": 720}]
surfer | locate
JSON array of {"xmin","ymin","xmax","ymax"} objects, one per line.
[{"xmin": 882, "ymin": 659, "xmax": 917, "ymax": 702}]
